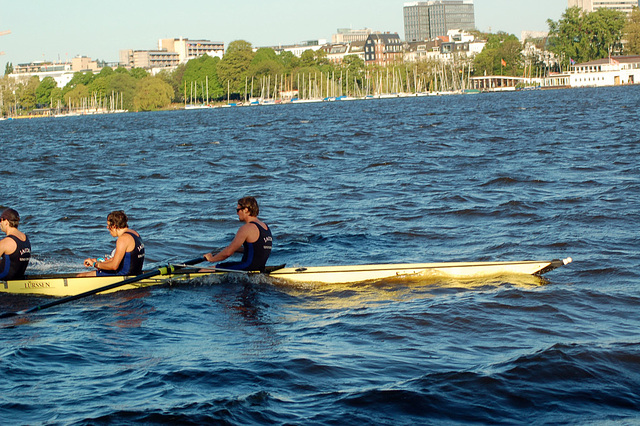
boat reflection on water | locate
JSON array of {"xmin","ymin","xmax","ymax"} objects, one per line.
[{"xmin": 237, "ymin": 271, "xmax": 550, "ymax": 311}]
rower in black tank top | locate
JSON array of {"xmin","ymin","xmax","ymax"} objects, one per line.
[
  {"xmin": 0, "ymin": 235, "xmax": 31, "ymax": 280},
  {"xmin": 217, "ymin": 222, "xmax": 272, "ymax": 272}
]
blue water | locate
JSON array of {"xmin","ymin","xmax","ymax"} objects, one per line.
[{"xmin": 1, "ymin": 87, "xmax": 639, "ymax": 425}]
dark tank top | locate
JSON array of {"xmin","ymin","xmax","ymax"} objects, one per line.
[
  {"xmin": 217, "ymin": 222, "xmax": 272, "ymax": 272},
  {"xmin": 0, "ymin": 235, "xmax": 31, "ymax": 280},
  {"xmin": 97, "ymin": 232, "xmax": 145, "ymax": 276}
]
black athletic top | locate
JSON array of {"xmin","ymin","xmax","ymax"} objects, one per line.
[
  {"xmin": 217, "ymin": 222, "xmax": 272, "ymax": 272},
  {"xmin": 97, "ymin": 232, "xmax": 145, "ymax": 276},
  {"xmin": 0, "ymin": 235, "xmax": 31, "ymax": 280}
]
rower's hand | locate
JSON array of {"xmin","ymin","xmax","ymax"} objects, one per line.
[
  {"xmin": 83, "ymin": 258, "xmax": 96, "ymax": 268},
  {"xmin": 204, "ymin": 252, "xmax": 214, "ymax": 262}
]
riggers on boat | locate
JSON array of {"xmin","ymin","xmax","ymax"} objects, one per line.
[{"xmin": 1, "ymin": 258, "xmax": 572, "ymax": 297}]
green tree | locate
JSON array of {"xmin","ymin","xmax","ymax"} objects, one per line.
[
  {"xmin": 35, "ymin": 76, "xmax": 58, "ymax": 107},
  {"xmin": 50, "ymin": 87, "xmax": 63, "ymax": 108},
  {"xmin": 65, "ymin": 84, "xmax": 90, "ymax": 109},
  {"xmin": 249, "ymin": 58, "xmax": 285, "ymax": 80},
  {"xmin": 17, "ymin": 76, "xmax": 40, "ymax": 111},
  {"xmin": 624, "ymin": 7, "xmax": 640, "ymax": 54},
  {"xmin": 133, "ymin": 76, "xmax": 174, "ymax": 111},
  {"xmin": 473, "ymin": 32, "xmax": 523, "ymax": 76},
  {"xmin": 106, "ymin": 72, "xmax": 137, "ymax": 111},
  {"xmin": 182, "ymin": 54, "xmax": 223, "ymax": 101},
  {"xmin": 252, "ymin": 47, "xmax": 279, "ymax": 64},
  {"xmin": 547, "ymin": 6, "xmax": 625, "ymax": 66},
  {"xmin": 66, "ymin": 71, "xmax": 94, "ymax": 89},
  {"xmin": 300, "ymin": 49, "xmax": 317, "ymax": 67},
  {"xmin": 88, "ymin": 74, "xmax": 109, "ymax": 99},
  {"xmin": 157, "ymin": 64, "xmax": 185, "ymax": 102},
  {"xmin": 1, "ymin": 76, "xmax": 17, "ymax": 115},
  {"xmin": 217, "ymin": 40, "xmax": 254, "ymax": 96},
  {"xmin": 130, "ymin": 68, "xmax": 149, "ymax": 79},
  {"xmin": 98, "ymin": 66, "xmax": 114, "ymax": 78},
  {"xmin": 4, "ymin": 62, "xmax": 13, "ymax": 76},
  {"xmin": 278, "ymin": 51, "xmax": 300, "ymax": 69}
]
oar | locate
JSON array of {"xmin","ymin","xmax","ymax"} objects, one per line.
[
  {"xmin": 0, "ymin": 257, "xmax": 205, "ymax": 319},
  {"xmin": 171, "ymin": 264, "xmax": 249, "ymax": 274}
]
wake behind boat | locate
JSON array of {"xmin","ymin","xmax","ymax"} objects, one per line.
[{"xmin": 1, "ymin": 258, "xmax": 572, "ymax": 297}]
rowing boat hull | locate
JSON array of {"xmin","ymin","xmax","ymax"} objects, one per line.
[
  {"xmin": 269, "ymin": 259, "xmax": 570, "ymax": 284},
  {"xmin": 0, "ymin": 271, "xmax": 206, "ymax": 297},
  {"xmin": 0, "ymin": 259, "xmax": 571, "ymax": 297}
]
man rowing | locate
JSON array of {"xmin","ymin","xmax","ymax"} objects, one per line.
[
  {"xmin": 78, "ymin": 210, "xmax": 145, "ymax": 277},
  {"xmin": 0, "ymin": 208, "xmax": 31, "ymax": 280},
  {"xmin": 204, "ymin": 197, "xmax": 272, "ymax": 272}
]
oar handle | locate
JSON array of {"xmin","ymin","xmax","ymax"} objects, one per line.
[{"xmin": 183, "ymin": 257, "xmax": 206, "ymax": 266}]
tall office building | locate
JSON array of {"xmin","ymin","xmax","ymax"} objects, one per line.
[
  {"xmin": 404, "ymin": 1, "xmax": 475, "ymax": 42},
  {"xmin": 568, "ymin": 0, "xmax": 639, "ymax": 15}
]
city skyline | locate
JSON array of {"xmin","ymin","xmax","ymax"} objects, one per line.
[{"xmin": 1, "ymin": 0, "xmax": 566, "ymax": 69}]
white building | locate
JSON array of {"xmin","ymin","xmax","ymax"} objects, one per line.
[
  {"xmin": 568, "ymin": 0, "xmax": 639, "ymax": 15},
  {"xmin": 9, "ymin": 56, "xmax": 101, "ymax": 87},
  {"xmin": 569, "ymin": 55, "xmax": 640, "ymax": 87},
  {"xmin": 271, "ymin": 40, "xmax": 328, "ymax": 57}
]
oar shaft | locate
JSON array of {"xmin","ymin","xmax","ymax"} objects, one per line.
[{"xmin": 0, "ymin": 257, "xmax": 205, "ymax": 319}]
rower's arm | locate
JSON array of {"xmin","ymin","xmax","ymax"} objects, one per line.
[
  {"xmin": 96, "ymin": 234, "xmax": 130, "ymax": 270},
  {"xmin": 0, "ymin": 236, "xmax": 16, "ymax": 256},
  {"xmin": 204, "ymin": 225, "xmax": 250, "ymax": 263}
]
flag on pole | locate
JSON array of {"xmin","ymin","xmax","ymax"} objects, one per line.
[
  {"xmin": 570, "ymin": 58, "xmax": 575, "ymax": 65},
  {"xmin": 501, "ymin": 58, "xmax": 506, "ymax": 67}
]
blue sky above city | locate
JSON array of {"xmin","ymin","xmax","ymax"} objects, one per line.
[{"xmin": 1, "ymin": 0, "xmax": 566, "ymax": 67}]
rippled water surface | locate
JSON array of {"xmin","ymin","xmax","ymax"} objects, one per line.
[{"xmin": 1, "ymin": 87, "xmax": 639, "ymax": 424}]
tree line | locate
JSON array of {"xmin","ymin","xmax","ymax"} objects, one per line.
[{"xmin": 2, "ymin": 6, "xmax": 640, "ymax": 116}]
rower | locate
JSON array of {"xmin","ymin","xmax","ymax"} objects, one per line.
[
  {"xmin": 78, "ymin": 210, "xmax": 145, "ymax": 277},
  {"xmin": 204, "ymin": 197, "xmax": 272, "ymax": 272},
  {"xmin": 0, "ymin": 208, "xmax": 31, "ymax": 280}
]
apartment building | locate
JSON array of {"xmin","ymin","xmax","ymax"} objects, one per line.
[
  {"xmin": 404, "ymin": 0, "xmax": 475, "ymax": 42},
  {"xmin": 119, "ymin": 49, "xmax": 180, "ymax": 70},
  {"xmin": 120, "ymin": 38, "xmax": 224, "ymax": 71},
  {"xmin": 364, "ymin": 33, "xmax": 403, "ymax": 65},
  {"xmin": 568, "ymin": 0, "xmax": 639, "ymax": 15}
]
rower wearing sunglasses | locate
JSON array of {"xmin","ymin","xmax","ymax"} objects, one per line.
[{"xmin": 204, "ymin": 197, "xmax": 272, "ymax": 272}]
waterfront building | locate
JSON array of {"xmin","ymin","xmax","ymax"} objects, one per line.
[
  {"xmin": 470, "ymin": 56, "xmax": 640, "ymax": 91},
  {"xmin": 8, "ymin": 56, "xmax": 106, "ymax": 87},
  {"xmin": 364, "ymin": 33, "xmax": 404, "ymax": 66},
  {"xmin": 403, "ymin": 0, "xmax": 476, "ymax": 42},
  {"xmin": 569, "ymin": 55, "xmax": 640, "ymax": 86},
  {"xmin": 568, "ymin": 0, "xmax": 640, "ymax": 15}
]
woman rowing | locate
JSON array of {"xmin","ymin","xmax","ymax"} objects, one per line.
[
  {"xmin": 78, "ymin": 210, "xmax": 145, "ymax": 277},
  {"xmin": 0, "ymin": 208, "xmax": 31, "ymax": 280},
  {"xmin": 203, "ymin": 196, "xmax": 272, "ymax": 272}
]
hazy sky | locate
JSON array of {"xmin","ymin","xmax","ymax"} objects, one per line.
[{"xmin": 0, "ymin": 0, "xmax": 567, "ymax": 68}]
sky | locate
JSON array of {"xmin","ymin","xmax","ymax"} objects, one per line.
[{"xmin": 0, "ymin": 0, "xmax": 567, "ymax": 68}]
